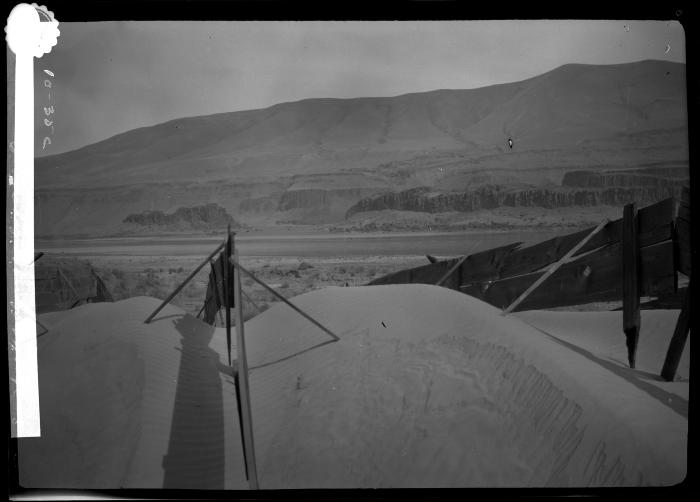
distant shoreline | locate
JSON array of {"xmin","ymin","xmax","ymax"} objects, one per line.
[{"xmin": 35, "ymin": 223, "xmax": 590, "ymax": 243}]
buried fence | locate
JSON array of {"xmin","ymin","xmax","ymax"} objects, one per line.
[
  {"xmin": 368, "ymin": 189, "xmax": 692, "ymax": 381},
  {"xmin": 34, "ymin": 253, "xmax": 113, "ymax": 316},
  {"xmin": 143, "ymin": 225, "xmax": 340, "ymax": 490}
]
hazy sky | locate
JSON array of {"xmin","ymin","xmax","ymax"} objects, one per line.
[{"xmin": 32, "ymin": 20, "xmax": 686, "ymax": 155}]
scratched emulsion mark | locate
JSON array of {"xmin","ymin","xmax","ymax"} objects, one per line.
[{"xmin": 5, "ymin": 3, "xmax": 60, "ymax": 438}]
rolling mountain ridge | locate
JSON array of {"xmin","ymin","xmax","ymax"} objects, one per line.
[{"xmin": 35, "ymin": 60, "xmax": 689, "ymax": 236}]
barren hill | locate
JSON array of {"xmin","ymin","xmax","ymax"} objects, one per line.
[{"xmin": 35, "ymin": 60, "xmax": 688, "ymax": 236}]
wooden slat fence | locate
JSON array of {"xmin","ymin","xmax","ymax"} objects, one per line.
[
  {"xmin": 368, "ymin": 196, "xmax": 679, "ymax": 312},
  {"xmin": 367, "ymin": 192, "xmax": 691, "ymax": 378},
  {"xmin": 34, "ymin": 255, "xmax": 113, "ymax": 314}
]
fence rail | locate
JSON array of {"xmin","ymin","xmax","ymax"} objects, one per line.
[
  {"xmin": 368, "ymin": 196, "xmax": 681, "ymax": 311},
  {"xmin": 367, "ymin": 192, "xmax": 691, "ymax": 380}
]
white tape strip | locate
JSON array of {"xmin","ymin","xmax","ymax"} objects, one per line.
[{"xmin": 6, "ymin": 3, "xmax": 60, "ymax": 438}]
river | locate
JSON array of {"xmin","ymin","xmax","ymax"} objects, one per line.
[{"xmin": 35, "ymin": 229, "xmax": 568, "ymax": 260}]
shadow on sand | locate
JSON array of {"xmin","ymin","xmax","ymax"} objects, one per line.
[
  {"xmin": 533, "ymin": 326, "xmax": 688, "ymax": 418},
  {"xmin": 162, "ymin": 314, "xmax": 226, "ymax": 489}
]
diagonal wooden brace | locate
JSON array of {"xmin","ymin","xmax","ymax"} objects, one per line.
[{"xmin": 502, "ymin": 219, "xmax": 609, "ymax": 315}]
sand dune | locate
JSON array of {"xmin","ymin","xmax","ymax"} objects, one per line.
[{"xmin": 19, "ymin": 285, "xmax": 687, "ymax": 488}]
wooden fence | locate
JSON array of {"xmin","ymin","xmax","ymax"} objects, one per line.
[
  {"xmin": 369, "ymin": 196, "xmax": 683, "ymax": 308},
  {"xmin": 368, "ymin": 190, "xmax": 691, "ymax": 379},
  {"xmin": 34, "ymin": 254, "xmax": 113, "ymax": 314},
  {"xmin": 144, "ymin": 226, "xmax": 340, "ymax": 490}
]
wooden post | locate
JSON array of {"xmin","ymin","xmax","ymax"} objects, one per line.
[
  {"xmin": 224, "ymin": 227, "xmax": 233, "ymax": 365},
  {"xmin": 144, "ymin": 240, "xmax": 226, "ymax": 323},
  {"xmin": 622, "ymin": 203, "xmax": 641, "ymax": 368},
  {"xmin": 661, "ymin": 282, "xmax": 691, "ymax": 381},
  {"xmin": 231, "ymin": 231, "xmax": 260, "ymax": 489}
]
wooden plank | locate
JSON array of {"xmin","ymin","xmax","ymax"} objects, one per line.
[
  {"xmin": 57, "ymin": 267, "xmax": 80, "ymax": 299},
  {"xmin": 495, "ymin": 197, "xmax": 675, "ymax": 280},
  {"xmin": 636, "ymin": 197, "xmax": 677, "ymax": 248},
  {"xmin": 622, "ymin": 203, "xmax": 641, "ymax": 368},
  {"xmin": 92, "ymin": 271, "xmax": 113, "ymax": 302},
  {"xmin": 638, "ymin": 240, "xmax": 677, "ymax": 297},
  {"xmin": 369, "ymin": 266, "xmax": 420, "ymax": 286},
  {"xmin": 458, "ymin": 242, "xmax": 524, "ymax": 284},
  {"xmin": 225, "ymin": 229, "xmax": 233, "ymax": 366},
  {"xmin": 675, "ymin": 191, "xmax": 691, "ymax": 277},
  {"xmin": 436, "ymin": 255, "xmax": 469, "ymax": 287},
  {"xmin": 681, "ymin": 186, "xmax": 690, "ymax": 205},
  {"xmin": 676, "ymin": 216, "xmax": 691, "ymax": 277},
  {"xmin": 368, "ymin": 198, "xmax": 675, "ymax": 288},
  {"xmin": 460, "ymin": 241, "xmax": 675, "ymax": 312},
  {"xmin": 408, "ymin": 260, "xmax": 458, "ymax": 289},
  {"xmin": 502, "ymin": 220, "xmax": 608, "ymax": 315},
  {"xmin": 660, "ymin": 281, "xmax": 691, "ymax": 381},
  {"xmin": 232, "ymin": 233, "xmax": 260, "ymax": 489},
  {"xmin": 677, "ymin": 200, "xmax": 690, "ymax": 222}
]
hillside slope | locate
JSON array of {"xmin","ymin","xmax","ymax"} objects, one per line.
[{"xmin": 35, "ymin": 60, "xmax": 688, "ymax": 236}]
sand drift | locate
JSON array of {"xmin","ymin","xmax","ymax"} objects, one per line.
[{"xmin": 19, "ymin": 285, "xmax": 687, "ymax": 488}]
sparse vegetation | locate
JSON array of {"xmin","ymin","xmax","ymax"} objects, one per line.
[{"xmin": 95, "ymin": 256, "xmax": 414, "ymax": 322}]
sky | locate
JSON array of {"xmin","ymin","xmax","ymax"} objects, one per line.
[{"xmin": 31, "ymin": 20, "xmax": 686, "ymax": 155}]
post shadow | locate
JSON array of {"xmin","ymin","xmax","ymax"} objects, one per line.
[
  {"xmin": 532, "ymin": 325, "xmax": 688, "ymax": 418},
  {"xmin": 162, "ymin": 315, "xmax": 226, "ymax": 489}
]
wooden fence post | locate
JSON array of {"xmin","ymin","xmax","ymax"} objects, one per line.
[
  {"xmin": 231, "ymin": 229, "xmax": 259, "ymax": 490},
  {"xmin": 622, "ymin": 203, "xmax": 641, "ymax": 368},
  {"xmin": 661, "ymin": 281, "xmax": 691, "ymax": 381},
  {"xmin": 223, "ymin": 234, "xmax": 233, "ymax": 365}
]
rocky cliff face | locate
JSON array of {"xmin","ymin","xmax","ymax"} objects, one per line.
[
  {"xmin": 124, "ymin": 203, "xmax": 239, "ymax": 228},
  {"xmin": 346, "ymin": 185, "xmax": 686, "ymax": 218},
  {"xmin": 239, "ymin": 195, "xmax": 282, "ymax": 213},
  {"xmin": 277, "ymin": 187, "xmax": 382, "ymax": 211},
  {"xmin": 562, "ymin": 168, "xmax": 689, "ymax": 189}
]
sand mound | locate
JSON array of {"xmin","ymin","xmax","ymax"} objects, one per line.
[
  {"xmin": 19, "ymin": 285, "xmax": 687, "ymax": 488},
  {"xmin": 22, "ymin": 298, "xmax": 246, "ymax": 489}
]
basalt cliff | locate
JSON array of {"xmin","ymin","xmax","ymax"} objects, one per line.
[
  {"xmin": 34, "ymin": 60, "xmax": 689, "ymax": 236},
  {"xmin": 346, "ymin": 167, "xmax": 689, "ymax": 217}
]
